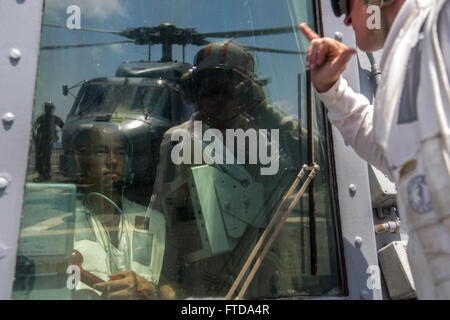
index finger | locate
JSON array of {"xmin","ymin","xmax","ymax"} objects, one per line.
[
  {"xmin": 299, "ymin": 23, "xmax": 320, "ymax": 42},
  {"xmin": 109, "ymin": 271, "xmax": 127, "ymax": 280},
  {"xmin": 94, "ymin": 278, "xmax": 128, "ymax": 291}
]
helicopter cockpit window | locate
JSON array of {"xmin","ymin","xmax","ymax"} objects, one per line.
[
  {"xmin": 73, "ymin": 84, "xmax": 140, "ymax": 115},
  {"xmin": 135, "ymin": 85, "xmax": 171, "ymax": 120},
  {"xmin": 13, "ymin": 0, "xmax": 345, "ymax": 300}
]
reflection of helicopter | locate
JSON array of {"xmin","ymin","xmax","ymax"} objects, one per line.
[{"xmin": 42, "ymin": 23, "xmax": 305, "ymax": 204}]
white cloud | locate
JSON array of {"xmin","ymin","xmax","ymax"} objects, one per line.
[
  {"xmin": 110, "ymin": 43, "xmax": 126, "ymax": 55},
  {"xmin": 88, "ymin": 43, "xmax": 126, "ymax": 61}
]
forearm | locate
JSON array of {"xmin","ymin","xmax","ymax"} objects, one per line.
[{"xmin": 318, "ymin": 77, "xmax": 393, "ymax": 180}]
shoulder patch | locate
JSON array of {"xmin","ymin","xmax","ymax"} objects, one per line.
[{"xmin": 407, "ymin": 175, "xmax": 433, "ymax": 214}]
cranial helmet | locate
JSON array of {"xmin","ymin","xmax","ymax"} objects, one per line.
[
  {"xmin": 182, "ymin": 41, "xmax": 255, "ymax": 102},
  {"xmin": 44, "ymin": 100, "xmax": 55, "ymax": 113},
  {"xmin": 193, "ymin": 41, "xmax": 255, "ymax": 78}
]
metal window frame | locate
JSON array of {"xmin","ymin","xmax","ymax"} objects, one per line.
[
  {"xmin": 316, "ymin": 0, "xmax": 382, "ymax": 300},
  {"xmin": 0, "ymin": 0, "xmax": 45, "ymax": 299}
]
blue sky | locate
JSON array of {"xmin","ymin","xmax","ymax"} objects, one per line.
[{"xmin": 35, "ymin": 0, "xmax": 316, "ymax": 121}]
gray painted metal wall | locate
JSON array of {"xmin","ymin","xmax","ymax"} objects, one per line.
[
  {"xmin": 319, "ymin": 0, "xmax": 382, "ymax": 300},
  {"xmin": 0, "ymin": 0, "xmax": 44, "ymax": 299}
]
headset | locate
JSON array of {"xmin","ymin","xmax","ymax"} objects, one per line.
[{"xmin": 181, "ymin": 41, "xmax": 257, "ymax": 104}]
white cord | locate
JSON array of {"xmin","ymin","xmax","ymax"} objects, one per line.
[{"xmin": 86, "ymin": 192, "xmax": 131, "ymax": 274}]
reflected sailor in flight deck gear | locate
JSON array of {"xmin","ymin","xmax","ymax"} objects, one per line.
[
  {"xmin": 33, "ymin": 101, "xmax": 64, "ymax": 182},
  {"xmin": 149, "ymin": 41, "xmax": 312, "ymax": 298}
]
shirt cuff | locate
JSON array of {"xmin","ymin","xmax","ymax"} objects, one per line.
[{"xmin": 316, "ymin": 77, "xmax": 348, "ymax": 113}]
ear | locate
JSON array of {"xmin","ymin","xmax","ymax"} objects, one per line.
[
  {"xmin": 73, "ymin": 151, "xmax": 86, "ymax": 179},
  {"xmin": 181, "ymin": 69, "xmax": 199, "ymax": 103}
]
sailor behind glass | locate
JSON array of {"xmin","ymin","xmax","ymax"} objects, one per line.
[{"xmin": 71, "ymin": 122, "xmax": 172, "ymax": 299}]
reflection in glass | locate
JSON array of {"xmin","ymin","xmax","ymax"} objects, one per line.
[
  {"xmin": 13, "ymin": 0, "xmax": 343, "ymax": 300},
  {"xmin": 71, "ymin": 122, "xmax": 166, "ymax": 299},
  {"xmin": 32, "ymin": 101, "xmax": 64, "ymax": 182},
  {"xmin": 72, "ymin": 82, "xmax": 171, "ymax": 118},
  {"xmin": 148, "ymin": 39, "xmax": 341, "ymax": 299}
]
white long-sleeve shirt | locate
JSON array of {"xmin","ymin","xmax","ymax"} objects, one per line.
[
  {"xmin": 317, "ymin": 0, "xmax": 450, "ymax": 300},
  {"xmin": 318, "ymin": 77, "xmax": 393, "ymax": 179},
  {"xmin": 318, "ymin": 0, "xmax": 450, "ymax": 183}
]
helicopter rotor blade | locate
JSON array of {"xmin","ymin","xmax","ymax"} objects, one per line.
[
  {"xmin": 41, "ymin": 40, "xmax": 135, "ymax": 50},
  {"xmin": 192, "ymin": 40, "xmax": 304, "ymax": 55},
  {"xmin": 43, "ymin": 23, "xmax": 123, "ymax": 35},
  {"xmin": 243, "ymin": 45, "xmax": 306, "ymax": 55},
  {"xmin": 198, "ymin": 26, "xmax": 297, "ymax": 39},
  {"xmin": 41, "ymin": 23, "xmax": 304, "ymax": 59}
]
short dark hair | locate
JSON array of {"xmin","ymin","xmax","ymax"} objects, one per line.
[{"xmin": 73, "ymin": 122, "xmax": 130, "ymax": 155}]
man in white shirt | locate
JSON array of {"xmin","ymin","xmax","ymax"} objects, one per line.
[
  {"xmin": 299, "ymin": 0, "xmax": 450, "ymax": 299},
  {"xmin": 72, "ymin": 122, "xmax": 171, "ymax": 299}
]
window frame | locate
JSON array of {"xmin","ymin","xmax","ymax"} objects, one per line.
[
  {"xmin": 315, "ymin": 0, "xmax": 382, "ymax": 300},
  {"xmin": 0, "ymin": 0, "xmax": 45, "ymax": 300}
]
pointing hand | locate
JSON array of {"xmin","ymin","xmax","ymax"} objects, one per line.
[{"xmin": 299, "ymin": 23, "xmax": 357, "ymax": 93}]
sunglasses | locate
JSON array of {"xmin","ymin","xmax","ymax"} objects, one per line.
[{"xmin": 332, "ymin": 0, "xmax": 351, "ymax": 17}]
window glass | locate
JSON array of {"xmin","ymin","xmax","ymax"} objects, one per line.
[
  {"xmin": 70, "ymin": 82, "xmax": 174, "ymax": 118},
  {"xmin": 137, "ymin": 85, "xmax": 171, "ymax": 119},
  {"xmin": 13, "ymin": 0, "xmax": 344, "ymax": 300}
]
